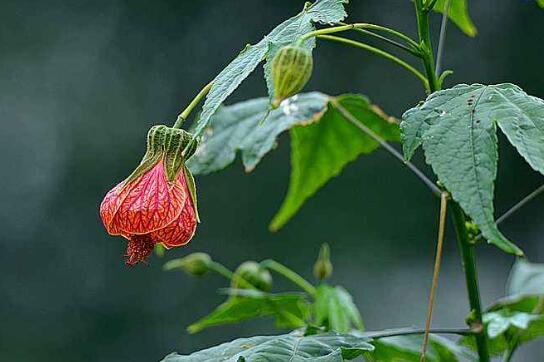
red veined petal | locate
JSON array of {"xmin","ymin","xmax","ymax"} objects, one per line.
[
  {"xmin": 151, "ymin": 172, "xmax": 197, "ymax": 248},
  {"xmin": 106, "ymin": 161, "xmax": 186, "ymax": 235}
]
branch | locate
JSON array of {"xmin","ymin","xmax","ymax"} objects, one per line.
[
  {"xmin": 332, "ymin": 100, "xmax": 441, "ymax": 197},
  {"xmin": 363, "ymin": 327, "xmax": 472, "ymax": 339},
  {"xmin": 421, "ymin": 192, "xmax": 449, "ymax": 361}
]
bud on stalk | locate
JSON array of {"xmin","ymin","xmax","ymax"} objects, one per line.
[
  {"xmin": 271, "ymin": 45, "xmax": 313, "ymax": 108},
  {"xmin": 231, "ymin": 261, "xmax": 273, "ymax": 292}
]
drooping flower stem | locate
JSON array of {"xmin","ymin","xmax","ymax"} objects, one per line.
[
  {"xmin": 261, "ymin": 259, "xmax": 316, "ymax": 296},
  {"xmin": 316, "ymin": 35, "xmax": 429, "ymax": 91},
  {"xmin": 173, "ymin": 81, "xmax": 213, "ymax": 129},
  {"xmin": 451, "ymin": 203, "xmax": 490, "ymax": 362}
]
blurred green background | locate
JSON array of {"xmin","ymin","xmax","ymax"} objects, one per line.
[{"xmin": 1, "ymin": 0, "xmax": 543, "ymax": 361}]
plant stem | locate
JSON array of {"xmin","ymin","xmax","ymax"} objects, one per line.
[
  {"xmin": 435, "ymin": 0, "xmax": 452, "ymax": 76},
  {"xmin": 317, "ymin": 35, "xmax": 429, "ymax": 91},
  {"xmin": 332, "ymin": 99, "xmax": 441, "ymax": 197},
  {"xmin": 420, "ymin": 191, "xmax": 448, "ymax": 361},
  {"xmin": 346, "ymin": 27, "xmax": 421, "ymax": 56},
  {"xmin": 261, "ymin": 259, "xmax": 316, "ymax": 296},
  {"xmin": 209, "ymin": 261, "xmax": 255, "ymax": 289},
  {"xmin": 173, "ymin": 81, "xmax": 213, "ymax": 129},
  {"xmin": 414, "ymin": 0, "xmax": 439, "ymax": 92},
  {"xmin": 451, "ymin": 202, "xmax": 490, "ymax": 362},
  {"xmin": 363, "ymin": 327, "xmax": 473, "ymax": 339},
  {"xmin": 299, "ymin": 23, "xmax": 420, "ymax": 50}
]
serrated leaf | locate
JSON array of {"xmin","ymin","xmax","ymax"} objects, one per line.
[
  {"xmin": 314, "ymin": 285, "xmax": 364, "ymax": 333},
  {"xmin": 363, "ymin": 333, "xmax": 476, "ymax": 362},
  {"xmin": 270, "ymin": 94, "xmax": 399, "ymax": 231},
  {"xmin": 187, "ymin": 92, "xmax": 329, "ymax": 175},
  {"xmin": 432, "ymin": 0, "xmax": 477, "ymax": 37},
  {"xmin": 192, "ymin": 0, "xmax": 348, "ymax": 138},
  {"xmin": 161, "ymin": 331, "xmax": 374, "ymax": 362},
  {"xmin": 401, "ymin": 83, "xmax": 535, "ymax": 256},
  {"xmin": 187, "ymin": 291, "xmax": 310, "ymax": 334}
]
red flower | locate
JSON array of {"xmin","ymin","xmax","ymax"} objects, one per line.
[{"xmin": 100, "ymin": 126, "xmax": 199, "ymax": 265}]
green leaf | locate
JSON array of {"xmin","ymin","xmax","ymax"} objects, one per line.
[
  {"xmin": 192, "ymin": 0, "xmax": 348, "ymax": 138},
  {"xmin": 161, "ymin": 331, "xmax": 374, "ymax": 362},
  {"xmin": 270, "ymin": 94, "xmax": 399, "ymax": 231},
  {"xmin": 363, "ymin": 334, "xmax": 476, "ymax": 362},
  {"xmin": 187, "ymin": 92, "xmax": 329, "ymax": 175},
  {"xmin": 187, "ymin": 290, "xmax": 310, "ymax": 334},
  {"xmin": 432, "ymin": 0, "xmax": 477, "ymax": 37},
  {"xmin": 401, "ymin": 83, "xmax": 542, "ymax": 256},
  {"xmin": 462, "ymin": 260, "xmax": 544, "ymax": 355},
  {"xmin": 538, "ymin": 0, "xmax": 544, "ymax": 8},
  {"xmin": 314, "ymin": 285, "xmax": 364, "ymax": 333}
]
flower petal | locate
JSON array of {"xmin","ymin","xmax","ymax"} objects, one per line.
[
  {"xmin": 152, "ymin": 173, "xmax": 197, "ymax": 248},
  {"xmin": 103, "ymin": 161, "xmax": 186, "ymax": 235}
]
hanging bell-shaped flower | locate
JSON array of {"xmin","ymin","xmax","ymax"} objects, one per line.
[{"xmin": 100, "ymin": 125, "xmax": 200, "ymax": 265}]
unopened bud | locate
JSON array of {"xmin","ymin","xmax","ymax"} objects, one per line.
[
  {"xmin": 231, "ymin": 261, "xmax": 273, "ymax": 292},
  {"xmin": 271, "ymin": 45, "xmax": 313, "ymax": 108},
  {"xmin": 313, "ymin": 243, "xmax": 333, "ymax": 281},
  {"xmin": 163, "ymin": 252, "xmax": 212, "ymax": 277}
]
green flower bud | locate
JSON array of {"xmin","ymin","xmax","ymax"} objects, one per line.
[
  {"xmin": 163, "ymin": 252, "xmax": 212, "ymax": 277},
  {"xmin": 271, "ymin": 45, "xmax": 313, "ymax": 108},
  {"xmin": 313, "ymin": 243, "xmax": 333, "ymax": 281},
  {"xmin": 231, "ymin": 261, "xmax": 273, "ymax": 292}
]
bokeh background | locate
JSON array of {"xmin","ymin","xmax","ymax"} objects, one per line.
[{"xmin": 1, "ymin": 0, "xmax": 543, "ymax": 361}]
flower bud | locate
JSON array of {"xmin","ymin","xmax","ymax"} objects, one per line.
[
  {"xmin": 313, "ymin": 243, "xmax": 333, "ymax": 281},
  {"xmin": 271, "ymin": 45, "xmax": 313, "ymax": 108},
  {"xmin": 231, "ymin": 261, "xmax": 273, "ymax": 292},
  {"xmin": 163, "ymin": 253, "xmax": 212, "ymax": 277}
]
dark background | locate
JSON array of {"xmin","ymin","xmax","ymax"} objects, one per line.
[{"xmin": 1, "ymin": 0, "xmax": 543, "ymax": 361}]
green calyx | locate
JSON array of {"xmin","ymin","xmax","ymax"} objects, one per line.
[
  {"xmin": 271, "ymin": 45, "xmax": 313, "ymax": 108},
  {"xmin": 125, "ymin": 125, "xmax": 198, "ymax": 184}
]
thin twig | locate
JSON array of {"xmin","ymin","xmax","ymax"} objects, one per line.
[
  {"xmin": 435, "ymin": 0, "xmax": 452, "ymax": 75},
  {"xmin": 421, "ymin": 192, "xmax": 449, "ymax": 362},
  {"xmin": 363, "ymin": 327, "xmax": 472, "ymax": 339},
  {"xmin": 332, "ymin": 100, "xmax": 441, "ymax": 197},
  {"xmin": 471, "ymin": 184, "xmax": 544, "ymax": 243},
  {"xmin": 317, "ymin": 35, "xmax": 429, "ymax": 91}
]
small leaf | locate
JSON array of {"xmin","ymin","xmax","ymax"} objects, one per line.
[
  {"xmin": 401, "ymin": 84, "xmax": 534, "ymax": 256},
  {"xmin": 187, "ymin": 291, "xmax": 309, "ymax": 334},
  {"xmin": 432, "ymin": 0, "xmax": 477, "ymax": 37},
  {"xmin": 192, "ymin": 0, "xmax": 348, "ymax": 138},
  {"xmin": 270, "ymin": 94, "xmax": 399, "ymax": 231},
  {"xmin": 363, "ymin": 333, "xmax": 476, "ymax": 362},
  {"xmin": 161, "ymin": 331, "xmax": 374, "ymax": 362},
  {"xmin": 187, "ymin": 92, "xmax": 329, "ymax": 175},
  {"xmin": 314, "ymin": 284, "xmax": 364, "ymax": 333}
]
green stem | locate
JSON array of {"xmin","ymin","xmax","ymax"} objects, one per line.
[
  {"xmin": 208, "ymin": 261, "xmax": 255, "ymax": 289},
  {"xmin": 173, "ymin": 81, "xmax": 213, "ymax": 129},
  {"xmin": 299, "ymin": 23, "xmax": 420, "ymax": 50},
  {"xmin": 344, "ymin": 26, "xmax": 421, "ymax": 57},
  {"xmin": 451, "ymin": 203, "xmax": 490, "ymax": 362},
  {"xmin": 261, "ymin": 259, "xmax": 316, "ymax": 296},
  {"xmin": 414, "ymin": 0, "xmax": 439, "ymax": 92},
  {"xmin": 317, "ymin": 35, "xmax": 429, "ymax": 91}
]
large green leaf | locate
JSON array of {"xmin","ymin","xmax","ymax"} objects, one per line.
[
  {"xmin": 270, "ymin": 94, "xmax": 399, "ymax": 231},
  {"xmin": 400, "ymin": 83, "xmax": 544, "ymax": 256},
  {"xmin": 462, "ymin": 260, "xmax": 544, "ymax": 355},
  {"xmin": 161, "ymin": 331, "xmax": 374, "ymax": 362},
  {"xmin": 187, "ymin": 290, "xmax": 310, "ymax": 334},
  {"xmin": 363, "ymin": 334, "xmax": 476, "ymax": 362},
  {"xmin": 314, "ymin": 284, "xmax": 364, "ymax": 333},
  {"xmin": 192, "ymin": 0, "xmax": 348, "ymax": 138},
  {"xmin": 432, "ymin": 0, "xmax": 477, "ymax": 37},
  {"xmin": 187, "ymin": 92, "xmax": 329, "ymax": 174}
]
